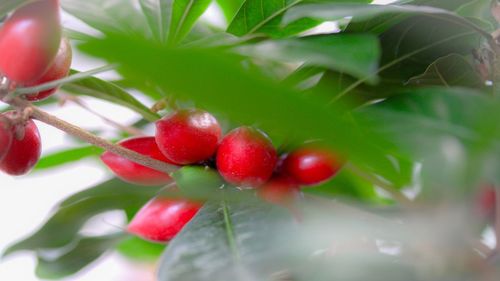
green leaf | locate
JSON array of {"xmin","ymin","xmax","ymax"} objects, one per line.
[
  {"xmin": 216, "ymin": 0, "xmax": 245, "ymax": 22},
  {"xmin": 157, "ymin": 201, "xmax": 293, "ymax": 281},
  {"xmin": 139, "ymin": 0, "xmax": 173, "ymax": 43},
  {"xmin": 35, "ymin": 233, "xmax": 125, "ymax": 280},
  {"xmin": 239, "ymin": 34, "xmax": 380, "ymax": 82},
  {"xmin": 62, "ymin": 70, "xmax": 160, "ymax": 122},
  {"xmin": 3, "ymin": 179, "xmax": 161, "ymax": 256},
  {"xmin": 283, "ymin": 3, "xmax": 489, "ymax": 38},
  {"xmin": 167, "ymin": 0, "xmax": 212, "ymax": 45},
  {"xmin": 173, "ymin": 166, "xmax": 225, "ymax": 199},
  {"xmin": 406, "ymin": 54, "xmax": 484, "ymax": 88},
  {"xmin": 227, "ymin": 0, "xmax": 302, "ymax": 37},
  {"xmin": 35, "ymin": 146, "xmax": 103, "ymax": 171},
  {"xmin": 62, "ymin": 0, "xmax": 151, "ymax": 37},
  {"xmin": 80, "ymin": 33, "xmax": 409, "ymax": 186},
  {"xmin": 457, "ymin": 0, "xmax": 496, "ymax": 31},
  {"xmin": 0, "ymin": 0, "xmax": 29, "ymax": 17},
  {"xmin": 117, "ymin": 236, "xmax": 166, "ymax": 262}
]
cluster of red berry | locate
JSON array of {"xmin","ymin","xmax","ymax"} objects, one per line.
[
  {"xmin": 0, "ymin": 0, "xmax": 71, "ymax": 175},
  {"xmin": 101, "ymin": 108, "xmax": 343, "ymax": 242}
]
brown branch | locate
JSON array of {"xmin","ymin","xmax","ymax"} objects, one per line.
[{"xmin": 2, "ymin": 94, "xmax": 176, "ymax": 175}]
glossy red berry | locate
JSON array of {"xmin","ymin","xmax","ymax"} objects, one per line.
[
  {"xmin": 0, "ymin": 112, "xmax": 41, "ymax": 176},
  {"xmin": 216, "ymin": 126, "xmax": 278, "ymax": 188},
  {"xmin": 258, "ymin": 176, "xmax": 300, "ymax": 206},
  {"xmin": 0, "ymin": 120, "xmax": 13, "ymax": 161},
  {"xmin": 0, "ymin": 0, "xmax": 61, "ymax": 84},
  {"xmin": 155, "ymin": 109, "xmax": 221, "ymax": 165},
  {"xmin": 127, "ymin": 198, "xmax": 201, "ymax": 243},
  {"xmin": 282, "ymin": 146, "xmax": 343, "ymax": 186},
  {"xmin": 25, "ymin": 37, "xmax": 72, "ymax": 101},
  {"xmin": 101, "ymin": 137, "xmax": 177, "ymax": 186}
]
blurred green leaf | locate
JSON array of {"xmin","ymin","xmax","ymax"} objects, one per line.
[
  {"xmin": 117, "ymin": 236, "xmax": 166, "ymax": 262},
  {"xmin": 173, "ymin": 166, "xmax": 225, "ymax": 200},
  {"xmin": 457, "ymin": 0, "xmax": 496, "ymax": 31},
  {"xmin": 0, "ymin": 0, "xmax": 29, "ymax": 17},
  {"xmin": 80, "ymin": 33, "xmax": 410, "ymax": 186},
  {"xmin": 62, "ymin": 0, "xmax": 151, "ymax": 37},
  {"xmin": 62, "ymin": 70, "xmax": 160, "ymax": 122},
  {"xmin": 35, "ymin": 146, "xmax": 103, "ymax": 171},
  {"xmin": 168, "ymin": 0, "xmax": 212, "ymax": 45},
  {"xmin": 239, "ymin": 34, "xmax": 380, "ymax": 82},
  {"xmin": 3, "ymin": 179, "xmax": 161, "ymax": 256},
  {"xmin": 158, "ymin": 201, "xmax": 293, "ymax": 281},
  {"xmin": 36, "ymin": 233, "xmax": 125, "ymax": 280},
  {"xmin": 406, "ymin": 54, "xmax": 484, "ymax": 88},
  {"xmin": 139, "ymin": 0, "xmax": 173, "ymax": 43}
]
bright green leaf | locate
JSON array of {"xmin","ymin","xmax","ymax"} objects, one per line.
[
  {"xmin": 168, "ymin": 0, "xmax": 212, "ymax": 45},
  {"xmin": 35, "ymin": 146, "xmax": 103, "ymax": 171}
]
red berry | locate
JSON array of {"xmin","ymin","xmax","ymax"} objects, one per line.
[
  {"xmin": 0, "ymin": 0, "xmax": 61, "ymax": 84},
  {"xmin": 25, "ymin": 37, "xmax": 72, "ymax": 101},
  {"xmin": 216, "ymin": 126, "xmax": 277, "ymax": 188},
  {"xmin": 0, "ymin": 120, "xmax": 13, "ymax": 161},
  {"xmin": 282, "ymin": 146, "xmax": 343, "ymax": 186},
  {"xmin": 475, "ymin": 185, "xmax": 497, "ymax": 220},
  {"xmin": 127, "ymin": 197, "xmax": 201, "ymax": 243},
  {"xmin": 258, "ymin": 176, "xmax": 300, "ymax": 206},
  {"xmin": 155, "ymin": 109, "xmax": 221, "ymax": 165},
  {"xmin": 0, "ymin": 112, "xmax": 41, "ymax": 176},
  {"xmin": 101, "ymin": 137, "xmax": 177, "ymax": 186}
]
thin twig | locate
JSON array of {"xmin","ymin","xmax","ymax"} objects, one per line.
[{"xmin": 3, "ymin": 95, "xmax": 176, "ymax": 175}]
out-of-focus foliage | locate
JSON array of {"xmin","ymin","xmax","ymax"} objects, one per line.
[{"xmin": 3, "ymin": 0, "xmax": 499, "ymax": 280}]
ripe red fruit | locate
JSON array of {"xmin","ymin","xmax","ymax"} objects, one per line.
[
  {"xmin": 258, "ymin": 176, "xmax": 300, "ymax": 206},
  {"xmin": 25, "ymin": 37, "xmax": 72, "ymax": 101},
  {"xmin": 127, "ymin": 198, "xmax": 201, "ymax": 242},
  {"xmin": 0, "ymin": 0, "xmax": 61, "ymax": 84},
  {"xmin": 216, "ymin": 126, "xmax": 278, "ymax": 188},
  {"xmin": 101, "ymin": 137, "xmax": 177, "ymax": 186},
  {"xmin": 281, "ymin": 146, "xmax": 343, "ymax": 186},
  {"xmin": 0, "ymin": 112, "xmax": 41, "ymax": 176},
  {"xmin": 155, "ymin": 109, "xmax": 221, "ymax": 165},
  {"xmin": 475, "ymin": 185, "xmax": 497, "ymax": 220},
  {"xmin": 0, "ymin": 120, "xmax": 13, "ymax": 161}
]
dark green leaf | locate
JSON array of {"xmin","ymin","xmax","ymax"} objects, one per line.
[
  {"xmin": 168, "ymin": 0, "xmax": 212, "ymax": 45},
  {"xmin": 239, "ymin": 34, "xmax": 380, "ymax": 82},
  {"xmin": 35, "ymin": 233, "xmax": 125, "ymax": 280},
  {"xmin": 158, "ymin": 201, "xmax": 293, "ymax": 281},
  {"xmin": 3, "ymin": 179, "xmax": 161, "ymax": 256},
  {"xmin": 35, "ymin": 146, "xmax": 103, "ymax": 171},
  {"xmin": 406, "ymin": 54, "xmax": 484, "ymax": 88},
  {"xmin": 62, "ymin": 70, "xmax": 160, "ymax": 122},
  {"xmin": 173, "ymin": 166, "xmax": 225, "ymax": 200}
]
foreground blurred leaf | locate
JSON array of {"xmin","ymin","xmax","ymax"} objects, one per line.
[
  {"xmin": 239, "ymin": 34, "xmax": 380, "ymax": 82},
  {"xmin": 62, "ymin": 70, "xmax": 160, "ymax": 122},
  {"xmin": 117, "ymin": 236, "xmax": 166, "ymax": 262},
  {"xmin": 35, "ymin": 146, "xmax": 103, "ymax": 171},
  {"xmin": 36, "ymin": 233, "xmax": 125, "ymax": 280},
  {"xmin": 80, "ymin": 33, "xmax": 409, "ymax": 187},
  {"xmin": 158, "ymin": 201, "xmax": 293, "ymax": 281},
  {"xmin": 216, "ymin": 0, "xmax": 245, "ymax": 22},
  {"xmin": 3, "ymin": 179, "xmax": 161, "ymax": 256},
  {"xmin": 360, "ymin": 88, "xmax": 500, "ymax": 193}
]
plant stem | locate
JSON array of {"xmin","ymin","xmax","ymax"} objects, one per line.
[
  {"xmin": 3, "ymin": 95, "xmax": 176, "ymax": 175},
  {"xmin": 345, "ymin": 163, "xmax": 414, "ymax": 207}
]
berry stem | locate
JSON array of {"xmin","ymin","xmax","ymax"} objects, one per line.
[
  {"xmin": 344, "ymin": 163, "xmax": 414, "ymax": 207},
  {"xmin": 1, "ymin": 88, "xmax": 176, "ymax": 175}
]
